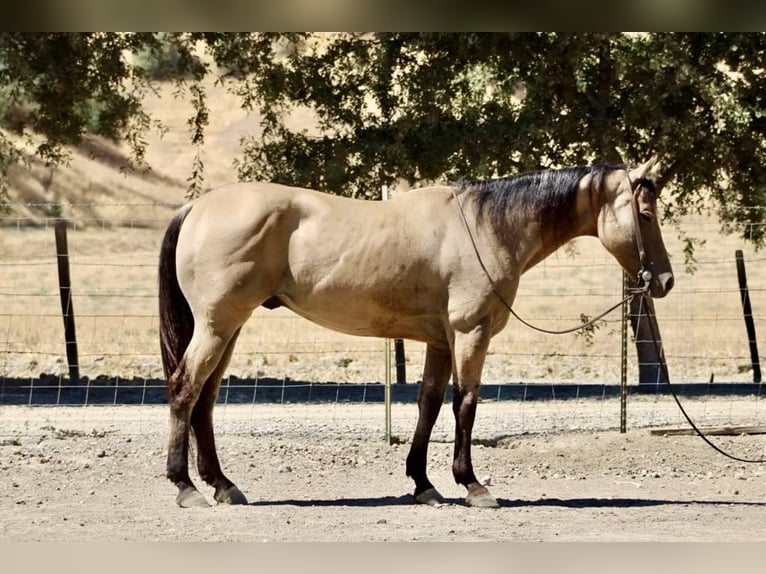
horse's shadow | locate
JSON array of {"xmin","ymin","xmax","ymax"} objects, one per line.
[{"xmin": 247, "ymin": 496, "xmax": 766, "ymax": 508}]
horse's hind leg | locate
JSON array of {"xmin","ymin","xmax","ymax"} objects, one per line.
[
  {"xmin": 406, "ymin": 344, "xmax": 452, "ymax": 505},
  {"xmin": 190, "ymin": 328, "xmax": 248, "ymax": 505},
  {"xmin": 167, "ymin": 325, "xmax": 239, "ymax": 508}
]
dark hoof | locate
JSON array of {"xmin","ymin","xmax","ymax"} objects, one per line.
[
  {"xmin": 176, "ymin": 487, "xmax": 211, "ymax": 508},
  {"xmin": 215, "ymin": 485, "xmax": 248, "ymax": 505},
  {"xmin": 413, "ymin": 487, "xmax": 445, "ymax": 506},
  {"xmin": 465, "ymin": 483, "xmax": 499, "ymax": 508}
]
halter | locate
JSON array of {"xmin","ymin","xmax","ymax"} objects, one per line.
[{"xmin": 624, "ymin": 169, "xmax": 653, "ymax": 295}]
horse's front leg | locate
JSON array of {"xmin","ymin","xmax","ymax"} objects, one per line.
[
  {"xmin": 451, "ymin": 322, "xmax": 499, "ymax": 508},
  {"xmin": 406, "ymin": 344, "xmax": 452, "ymax": 505}
]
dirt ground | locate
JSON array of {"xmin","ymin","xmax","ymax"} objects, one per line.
[{"xmin": 2, "ymin": 399, "xmax": 766, "ymax": 542}]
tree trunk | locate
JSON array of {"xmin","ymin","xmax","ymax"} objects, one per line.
[{"xmin": 629, "ymin": 291, "xmax": 669, "ymax": 385}]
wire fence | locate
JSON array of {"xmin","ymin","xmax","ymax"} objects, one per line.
[{"xmin": 1, "ymin": 202, "xmax": 765, "ymax": 435}]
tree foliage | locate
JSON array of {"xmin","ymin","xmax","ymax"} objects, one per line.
[
  {"xmin": 217, "ymin": 32, "xmax": 766, "ymax": 245},
  {"xmin": 0, "ymin": 32, "xmax": 208, "ymax": 200},
  {"xmin": 2, "ymin": 32, "xmax": 766, "ymax": 245}
]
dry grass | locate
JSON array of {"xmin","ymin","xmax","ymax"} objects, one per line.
[{"xmin": 1, "ymin": 79, "xmax": 764, "ymax": 385}]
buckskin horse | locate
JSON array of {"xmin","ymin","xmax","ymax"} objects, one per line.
[{"xmin": 158, "ymin": 157, "xmax": 674, "ymax": 508}]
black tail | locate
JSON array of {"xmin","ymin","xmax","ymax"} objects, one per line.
[{"xmin": 158, "ymin": 204, "xmax": 194, "ymax": 391}]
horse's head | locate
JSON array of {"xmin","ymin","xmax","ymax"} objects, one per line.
[{"xmin": 596, "ymin": 157, "xmax": 674, "ymax": 298}]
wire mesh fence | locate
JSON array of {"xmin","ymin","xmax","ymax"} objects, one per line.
[{"xmin": 1, "ymin": 203, "xmax": 765, "ymax": 435}]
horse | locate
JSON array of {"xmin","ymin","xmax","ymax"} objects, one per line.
[{"xmin": 158, "ymin": 157, "xmax": 674, "ymax": 509}]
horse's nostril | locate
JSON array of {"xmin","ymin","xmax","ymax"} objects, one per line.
[{"xmin": 662, "ymin": 274, "xmax": 674, "ymax": 293}]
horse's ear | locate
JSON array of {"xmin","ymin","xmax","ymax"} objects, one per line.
[{"xmin": 629, "ymin": 156, "xmax": 659, "ymax": 182}]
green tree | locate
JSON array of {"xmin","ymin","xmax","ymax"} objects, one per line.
[
  {"xmin": 0, "ymin": 32, "xmax": 209, "ymax": 202},
  {"xmin": 215, "ymin": 32, "xmax": 766, "ymax": 246}
]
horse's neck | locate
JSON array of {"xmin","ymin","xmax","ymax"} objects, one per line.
[
  {"xmin": 520, "ymin": 226, "xmax": 588, "ymax": 272},
  {"xmin": 516, "ymin": 187, "xmax": 602, "ymax": 273}
]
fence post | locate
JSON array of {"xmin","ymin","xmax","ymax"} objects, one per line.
[
  {"xmin": 394, "ymin": 339, "xmax": 406, "ymax": 384},
  {"xmin": 384, "ymin": 337, "xmax": 392, "ymax": 444},
  {"xmin": 620, "ymin": 271, "xmax": 628, "ymax": 433},
  {"xmin": 381, "ymin": 184, "xmax": 407, "ymax": 443},
  {"xmin": 54, "ymin": 219, "xmax": 80, "ymax": 385},
  {"xmin": 382, "ymin": 185, "xmax": 393, "ymax": 443},
  {"xmin": 735, "ymin": 249, "xmax": 761, "ymax": 383}
]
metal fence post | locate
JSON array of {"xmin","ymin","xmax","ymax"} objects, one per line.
[{"xmin": 620, "ymin": 270, "xmax": 628, "ymax": 433}]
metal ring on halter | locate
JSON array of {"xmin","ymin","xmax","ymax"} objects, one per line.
[{"xmin": 629, "ymin": 268, "xmax": 653, "ymax": 295}]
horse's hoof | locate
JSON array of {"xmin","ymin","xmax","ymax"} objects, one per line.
[
  {"xmin": 414, "ymin": 487, "xmax": 445, "ymax": 506},
  {"xmin": 465, "ymin": 483, "xmax": 499, "ymax": 509},
  {"xmin": 215, "ymin": 485, "xmax": 248, "ymax": 505},
  {"xmin": 176, "ymin": 488, "xmax": 211, "ymax": 508}
]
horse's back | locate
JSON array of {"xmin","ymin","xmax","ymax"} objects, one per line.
[
  {"xmin": 183, "ymin": 181, "xmax": 454, "ymax": 250},
  {"xmin": 187, "ymin": 181, "xmax": 327, "ymax": 219}
]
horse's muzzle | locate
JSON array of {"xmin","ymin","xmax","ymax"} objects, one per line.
[{"xmin": 651, "ymin": 271, "xmax": 674, "ymax": 298}]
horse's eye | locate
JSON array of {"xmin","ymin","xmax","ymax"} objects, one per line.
[{"xmin": 640, "ymin": 210, "xmax": 653, "ymax": 222}]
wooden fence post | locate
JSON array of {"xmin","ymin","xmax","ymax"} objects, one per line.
[
  {"xmin": 55, "ymin": 219, "xmax": 80, "ymax": 385},
  {"xmin": 735, "ymin": 249, "xmax": 761, "ymax": 383},
  {"xmin": 394, "ymin": 339, "xmax": 406, "ymax": 384}
]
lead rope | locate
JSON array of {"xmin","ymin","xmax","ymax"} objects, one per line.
[
  {"xmin": 640, "ymin": 297, "xmax": 766, "ymax": 464},
  {"xmin": 452, "ymin": 180, "xmax": 766, "ymax": 464},
  {"xmin": 627, "ymin": 168, "xmax": 766, "ymax": 464}
]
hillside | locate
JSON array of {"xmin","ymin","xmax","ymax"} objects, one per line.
[{"xmin": 3, "ymin": 79, "xmax": 264, "ymax": 227}]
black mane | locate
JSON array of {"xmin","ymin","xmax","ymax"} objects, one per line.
[{"xmin": 454, "ymin": 164, "xmax": 625, "ymax": 233}]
